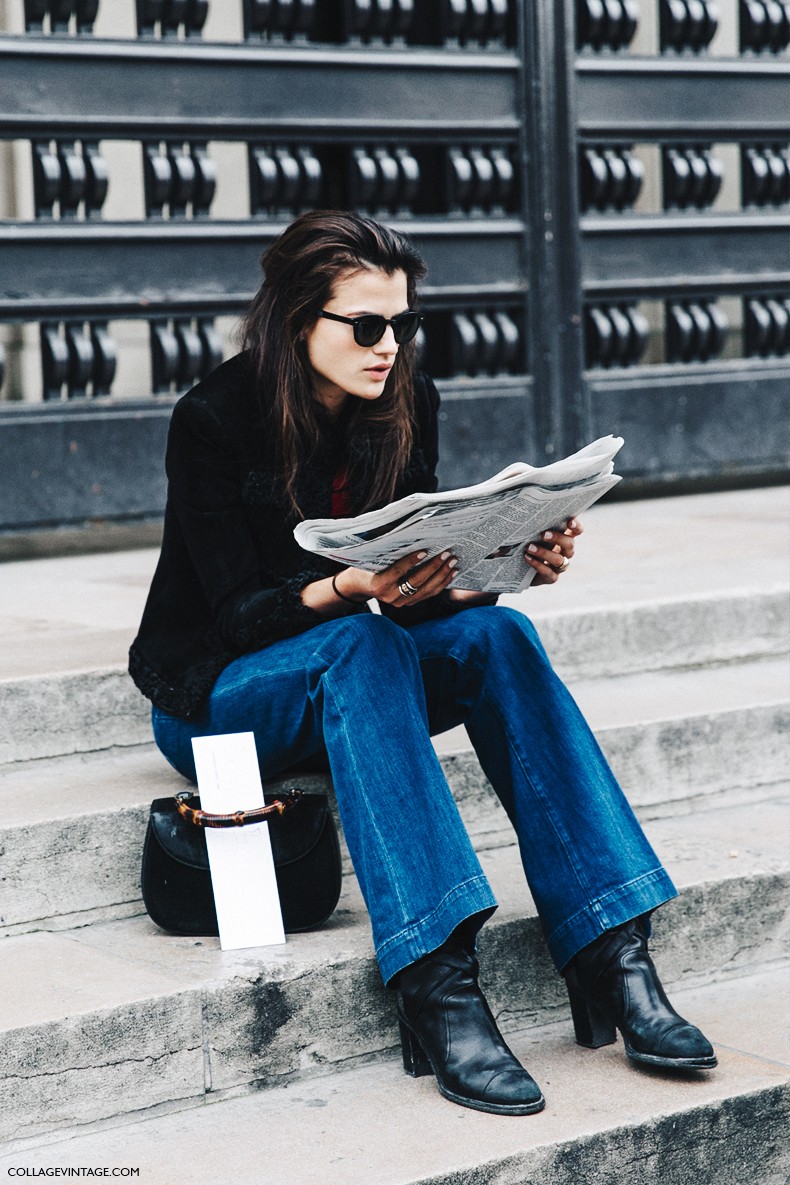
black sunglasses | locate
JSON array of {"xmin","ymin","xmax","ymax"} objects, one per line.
[{"xmin": 318, "ymin": 309, "xmax": 422, "ymax": 347}]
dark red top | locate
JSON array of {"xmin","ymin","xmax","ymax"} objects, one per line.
[{"xmin": 331, "ymin": 467, "xmax": 352, "ymax": 517}]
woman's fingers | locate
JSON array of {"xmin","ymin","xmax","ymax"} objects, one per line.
[
  {"xmin": 410, "ymin": 553, "xmax": 458, "ymax": 600},
  {"xmin": 525, "ymin": 541, "xmax": 571, "ymax": 567},
  {"xmin": 375, "ymin": 517, "xmax": 585, "ymax": 602},
  {"xmin": 524, "ymin": 518, "xmax": 583, "ymax": 583},
  {"xmin": 372, "ymin": 549, "xmax": 457, "ymax": 604},
  {"xmin": 541, "ymin": 528, "xmax": 575, "ymax": 557},
  {"xmin": 524, "ymin": 518, "xmax": 582, "ymax": 569},
  {"xmin": 386, "ymin": 549, "xmax": 431, "ymax": 579},
  {"xmin": 525, "ymin": 547, "xmax": 562, "ymax": 581},
  {"xmin": 397, "ymin": 551, "xmax": 457, "ymax": 603},
  {"xmin": 371, "ymin": 550, "xmax": 432, "ymax": 598}
]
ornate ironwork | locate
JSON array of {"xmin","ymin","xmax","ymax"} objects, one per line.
[
  {"xmin": 150, "ymin": 318, "xmax": 224, "ymax": 393},
  {"xmin": 33, "ymin": 140, "xmax": 108, "ymax": 219},
  {"xmin": 741, "ymin": 143, "xmax": 790, "ymax": 206},
  {"xmin": 740, "ymin": 0, "xmax": 790, "ymax": 53},
  {"xmin": 242, "ymin": 0, "xmax": 514, "ymax": 46},
  {"xmin": 136, "ymin": 0, "xmax": 209, "ymax": 39},
  {"xmin": 143, "ymin": 142, "xmax": 216, "ymax": 218},
  {"xmin": 585, "ymin": 304, "xmax": 648, "ymax": 368},
  {"xmin": 41, "ymin": 321, "xmax": 116, "ymax": 400},
  {"xmin": 744, "ymin": 295, "xmax": 790, "ymax": 354},
  {"xmin": 243, "ymin": 0, "xmax": 318, "ymax": 42},
  {"xmin": 577, "ymin": 0, "xmax": 639, "ymax": 51},
  {"xmin": 24, "ymin": 0, "xmax": 99, "ymax": 34},
  {"xmin": 580, "ymin": 147, "xmax": 644, "ymax": 213},
  {"xmin": 446, "ymin": 309, "xmax": 522, "ymax": 377},
  {"xmin": 659, "ymin": 0, "xmax": 719, "ymax": 52},
  {"xmin": 662, "ymin": 145, "xmax": 723, "ymax": 210},
  {"xmin": 666, "ymin": 300, "xmax": 728, "ymax": 362}
]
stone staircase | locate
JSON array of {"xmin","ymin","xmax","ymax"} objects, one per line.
[{"xmin": 0, "ymin": 487, "xmax": 788, "ymax": 1184}]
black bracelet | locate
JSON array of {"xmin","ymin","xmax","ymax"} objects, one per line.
[{"xmin": 332, "ymin": 572, "xmax": 366, "ymax": 605}]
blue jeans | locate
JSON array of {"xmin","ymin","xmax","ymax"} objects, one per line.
[{"xmin": 152, "ymin": 607, "xmax": 676, "ymax": 985}]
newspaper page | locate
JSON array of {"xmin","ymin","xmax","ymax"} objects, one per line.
[{"xmin": 294, "ymin": 435, "xmax": 623, "ymax": 594}]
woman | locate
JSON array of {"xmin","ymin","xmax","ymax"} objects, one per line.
[{"xmin": 130, "ymin": 210, "xmax": 716, "ymax": 1117}]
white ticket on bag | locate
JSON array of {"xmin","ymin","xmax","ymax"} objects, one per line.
[{"xmin": 191, "ymin": 731, "xmax": 286, "ymax": 951}]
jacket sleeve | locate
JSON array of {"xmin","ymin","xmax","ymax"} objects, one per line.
[
  {"xmin": 165, "ymin": 394, "xmax": 337, "ymax": 653},
  {"xmin": 378, "ymin": 374, "xmax": 497, "ymax": 628}
]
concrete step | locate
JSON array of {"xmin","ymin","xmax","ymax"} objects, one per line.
[
  {"xmin": 443, "ymin": 652, "xmax": 790, "ymax": 837},
  {"xmin": 2, "ymin": 654, "xmax": 787, "ymax": 936},
  {"xmin": 1, "ymin": 797, "xmax": 787, "ymax": 1145},
  {"xmin": 2, "ymin": 967, "xmax": 787, "ymax": 1184},
  {"xmin": 1, "ymin": 486, "xmax": 787, "ymax": 766},
  {"xmin": 1, "ymin": 586, "xmax": 786, "ymax": 766},
  {"xmin": 0, "ymin": 746, "xmax": 332, "ymax": 936},
  {"xmin": 528, "ymin": 585, "xmax": 789, "ymax": 680}
]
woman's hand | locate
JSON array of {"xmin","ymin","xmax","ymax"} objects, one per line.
[
  {"xmin": 301, "ymin": 550, "xmax": 457, "ymax": 615},
  {"xmin": 338, "ymin": 549, "xmax": 460, "ymax": 607},
  {"xmin": 444, "ymin": 518, "xmax": 583, "ymax": 599},
  {"xmin": 524, "ymin": 518, "xmax": 583, "ymax": 585}
]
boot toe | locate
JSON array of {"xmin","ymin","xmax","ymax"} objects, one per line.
[
  {"xmin": 626, "ymin": 1022, "xmax": 717, "ymax": 1069},
  {"xmin": 483, "ymin": 1066, "xmax": 545, "ymax": 1110},
  {"xmin": 656, "ymin": 1022, "xmax": 716, "ymax": 1062}
]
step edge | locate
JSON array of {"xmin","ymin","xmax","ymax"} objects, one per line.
[
  {"xmin": 2, "ymin": 866, "xmax": 789, "ymax": 1038},
  {"xmin": 2, "ymin": 965, "xmax": 788, "ymax": 1164}
]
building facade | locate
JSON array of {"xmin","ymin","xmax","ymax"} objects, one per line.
[{"xmin": 0, "ymin": 0, "xmax": 788, "ymax": 533}]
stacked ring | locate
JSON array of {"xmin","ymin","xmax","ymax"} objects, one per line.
[{"xmin": 398, "ymin": 579, "xmax": 419, "ymax": 597}]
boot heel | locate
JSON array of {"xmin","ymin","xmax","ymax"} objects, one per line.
[
  {"xmin": 567, "ymin": 983, "xmax": 616, "ymax": 1049},
  {"xmin": 398, "ymin": 1019, "xmax": 432, "ymax": 1078}
]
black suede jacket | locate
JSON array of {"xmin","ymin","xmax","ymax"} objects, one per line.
[{"xmin": 129, "ymin": 353, "xmax": 465, "ymax": 718}]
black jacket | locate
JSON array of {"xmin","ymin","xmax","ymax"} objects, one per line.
[{"xmin": 129, "ymin": 353, "xmax": 463, "ymax": 718}]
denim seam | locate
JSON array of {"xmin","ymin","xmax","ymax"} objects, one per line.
[
  {"xmin": 490, "ymin": 689, "xmax": 604, "ymax": 916},
  {"xmin": 320, "ymin": 673, "xmax": 412, "ymax": 927},
  {"xmin": 375, "ymin": 873, "xmax": 495, "ymax": 958},
  {"xmin": 546, "ymin": 867, "xmax": 677, "ymax": 953},
  {"xmin": 426, "ymin": 639, "xmax": 625, "ymax": 943},
  {"xmin": 422, "ymin": 644, "xmax": 599, "ymax": 914},
  {"xmin": 212, "ymin": 663, "xmax": 309, "ymax": 700}
]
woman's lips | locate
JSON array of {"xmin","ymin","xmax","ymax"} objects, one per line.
[{"xmin": 366, "ymin": 365, "xmax": 392, "ymax": 377}]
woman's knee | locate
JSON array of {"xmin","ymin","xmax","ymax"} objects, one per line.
[
  {"xmin": 321, "ymin": 610, "xmax": 419, "ymax": 667},
  {"xmin": 442, "ymin": 611, "xmax": 554, "ymax": 687},
  {"xmin": 453, "ymin": 605, "xmax": 549, "ymax": 667},
  {"xmin": 331, "ymin": 610, "xmax": 407, "ymax": 642}
]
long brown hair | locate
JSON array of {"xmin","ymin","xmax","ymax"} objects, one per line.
[{"xmin": 240, "ymin": 210, "xmax": 427, "ymax": 516}]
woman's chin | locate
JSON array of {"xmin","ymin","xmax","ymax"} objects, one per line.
[{"xmin": 351, "ymin": 382, "xmax": 386, "ymax": 400}]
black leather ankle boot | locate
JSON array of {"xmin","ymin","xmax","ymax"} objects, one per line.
[
  {"xmin": 564, "ymin": 916, "xmax": 717, "ymax": 1070},
  {"xmin": 396, "ymin": 934, "xmax": 545, "ymax": 1115}
]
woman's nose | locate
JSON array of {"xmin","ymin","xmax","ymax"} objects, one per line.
[{"xmin": 373, "ymin": 326, "xmax": 399, "ymax": 354}]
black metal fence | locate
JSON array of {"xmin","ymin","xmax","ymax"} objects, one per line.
[{"xmin": 0, "ymin": 0, "xmax": 788, "ymax": 532}]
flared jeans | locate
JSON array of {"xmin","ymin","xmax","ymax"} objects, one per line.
[{"xmin": 152, "ymin": 606, "xmax": 676, "ymax": 985}]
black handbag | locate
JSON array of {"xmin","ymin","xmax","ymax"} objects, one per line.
[{"xmin": 141, "ymin": 789, "xmax": 342, "ymax": 936}]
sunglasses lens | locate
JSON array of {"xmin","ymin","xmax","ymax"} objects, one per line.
[
  {"xmin": 393, "ymin": 313, "xmax": 421, "ymax": 344},
  {"xmin": 351, "ymin": 312, "xmax": 421, "ymax": 346},
  {"xmin": 354, "ymin": 316, "xmax": 387, "ymax": 347}
]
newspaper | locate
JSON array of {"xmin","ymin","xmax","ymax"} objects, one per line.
[{"xmin": 294, "ymin": 435, "xmax": 624, "ymax": 594}]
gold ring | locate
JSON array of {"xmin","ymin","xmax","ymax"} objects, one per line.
[
  {"xmin": 558, "ymin": 557, "xmax": 570, "ymax": 573},
  {"xmin": 398, "ymin": 579, "xmax": 419, "ymax": 597}
]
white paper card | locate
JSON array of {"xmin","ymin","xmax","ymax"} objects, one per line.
[{"xmin": 191, "ymin": 732, "xmax": 286, "ymax": 951}]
